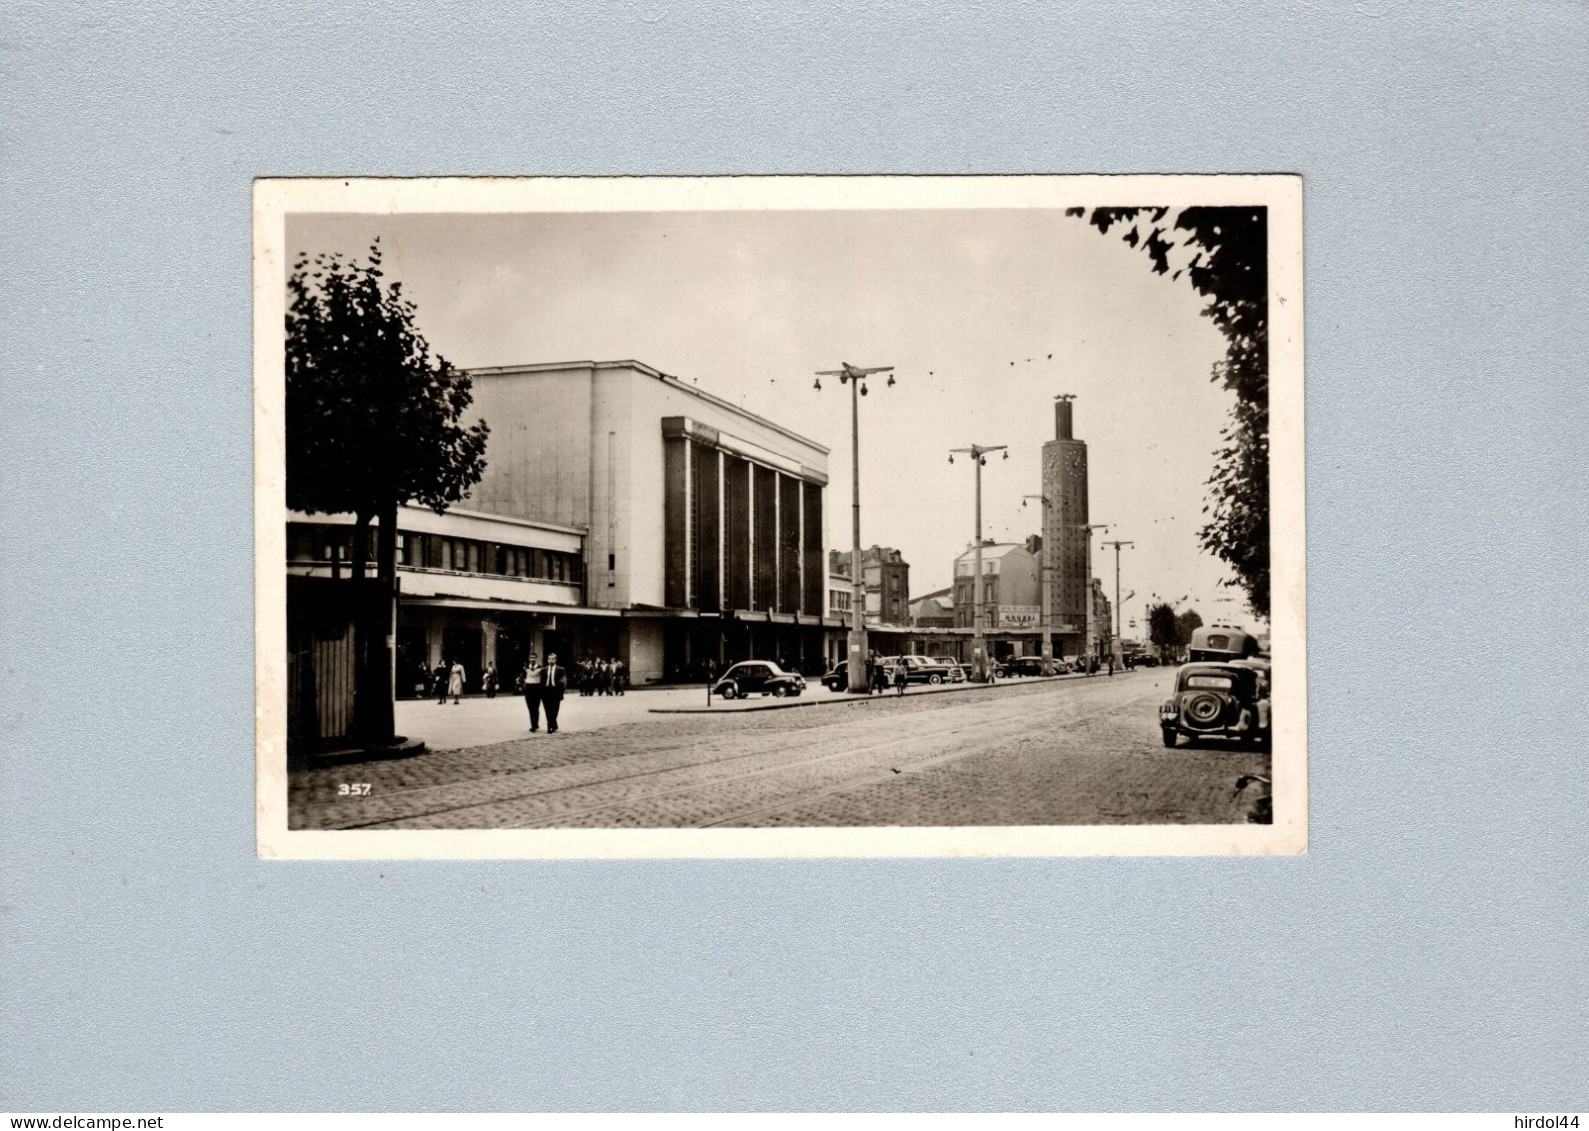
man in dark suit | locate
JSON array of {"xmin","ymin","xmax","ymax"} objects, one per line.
[{"xmin": 541, "ymin": 652, "xmax": 568, "ymax": 734}]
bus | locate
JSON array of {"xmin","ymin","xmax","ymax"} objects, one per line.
[{"xmin": 1186, "ymin": 624, "xmax": 1263, "ymax": 664}]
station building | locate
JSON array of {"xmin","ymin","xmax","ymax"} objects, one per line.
[{"xmin": 289, "ymin": 360, "xmax": 842, "ymax": 690}]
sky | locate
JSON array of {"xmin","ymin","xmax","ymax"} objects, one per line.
[{"xmin": 287, "ymin": 206, "xmax": 1263, "ymax": 636}]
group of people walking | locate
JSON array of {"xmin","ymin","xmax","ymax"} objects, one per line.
[
  {"xmin": 430, "ymin": 659, "xmax": 509, "ymax": 702},
  {"xmin": 431, "ymin": 659, "xmax": 467, "ymax": 705},
  {"xmin": 423, "ymin": 650, "xmax": 611, "ymax": 734},
  {"xmin": 574, "ymin": 657, "xmax": 626, "ymax": 697}
]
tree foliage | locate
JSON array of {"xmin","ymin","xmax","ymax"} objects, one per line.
[
  {"xmin": 286, "ymin": 239, "xmax": 489, "ymax": 573},
  {"xmin": 1174, "ymin": 608, "xmax": 1204, "ymax": 648},
  {"xmin": 1067, "ymin": 206, "xmax": 1269, "ymax": 618},
  {"xmin": 1147, "ymin": 602, "xmax": 1179, "ymax": 654}
]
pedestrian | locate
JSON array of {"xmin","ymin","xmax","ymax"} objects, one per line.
[
  {"xmin": 433, "ymin": 659, "xmax": 449, "ymax": 704},
  {"xmin": 893, "ymin": 659, "xmax": 908, "ymax": 697},
  {"xmin": 484, "ymin": 660, "xmax": 499, "ymax": 699},
  {"xmin": 521, "ymin": 652, "xmax": 543, "ymax": 732},
  {"xmin": 540, "ymin": 652, "xmax": 568, "ymax": 733},
  {"xmin": 613, "ymin": 658, "xmax": 626, "ymax": 695},
  {"xmin": 448, "ymin": 658, "xmax": 466, "ymax": 704},
  {"xmin": 1107, "ymin": 653, "xmax": 1115, "ymax": 677},
  {"xmin": 599, "ymin": 658, "xmax": 613, "ymax": 696}
]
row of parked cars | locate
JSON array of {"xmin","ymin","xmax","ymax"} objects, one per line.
[{"xmin": 813, "ymin": 653, "xmax": 1094, "ymax": 691}]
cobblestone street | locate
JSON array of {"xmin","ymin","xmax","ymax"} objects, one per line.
[{"xmin": 290, "ymin": 670, "xmax": 1270, "ymax": 828}]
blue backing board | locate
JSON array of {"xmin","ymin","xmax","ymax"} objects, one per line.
[{"xmin": 2, "ymin": 0, "xmax": 1586, "ymax": 1112}]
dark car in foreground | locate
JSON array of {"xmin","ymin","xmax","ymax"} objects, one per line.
[
  {"xmin": 713, "ymin": 660, "xmax": 805, "ymax": 699},
  {"xmin": 1158, "ymin": 661, "xmax": 1270, "ymax": 749}
]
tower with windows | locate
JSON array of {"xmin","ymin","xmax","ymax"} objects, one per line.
[{"xmin": 1041, "ymin": 397, "xmax": 1092, "ymax": 657}]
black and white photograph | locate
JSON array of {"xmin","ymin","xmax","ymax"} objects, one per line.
[{"xmin": 255, "ymin": 175, "xmax": 1305, "ymax": 857}]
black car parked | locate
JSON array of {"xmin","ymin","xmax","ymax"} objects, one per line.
[
  {"xmin": 997, "ymin": 655, "xmax": 1049, "ymax": 678},
  {"xmin": 712, "ymin": 661, "xmax": 805, "ymax": 699}
]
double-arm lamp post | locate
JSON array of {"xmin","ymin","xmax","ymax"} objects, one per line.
[
  {"xmin": 814, "ymin": 361, "xmax": 895, "ymax": 693},
  {"xmin": 1099, "ymin": 539, "xmax": 1135, "ymax": 667},
  {"xmin": 1020, "ymin": 494, "xmax": 1056, "ymax": 673},
  {"xmin": 949, "ymin": 442, "xmax": 1008, "ymax": 683}
]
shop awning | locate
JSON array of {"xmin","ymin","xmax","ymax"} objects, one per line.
[{"xmin": 401, "ymin": 595, "xmax": 621, "ymax": 617}]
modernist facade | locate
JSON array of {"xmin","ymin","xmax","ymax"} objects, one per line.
[
  {"xmin": 288, "ymin": 505, "xmax": 590, "ymax": 697},
  {"xmin": 288, "ymin": 360, "xmax": 839, "ymax": 689},
  {"xmin": 464, "ymin": 359, "xmax": 838, "ymax": 683},
  {"xmin": 1041, "ymin": 397, "xmax": 1094, "ymax": 659}
]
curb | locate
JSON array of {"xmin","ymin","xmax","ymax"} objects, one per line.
[
  {"xmin": 646, "ymin": 670, "xmax": 1136, "ymax": 714},
  {"xmin": 302, "ymin": 736, "xmax": 428, "ymax": 768}
]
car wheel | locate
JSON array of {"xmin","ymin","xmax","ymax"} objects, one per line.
[
  {"xmin": 1161, "ymin": 727, "xmax": 1179, "ymax": 748},
  {"xmin": 1183, "ymin": 693, "xmax": 1224, "ymax": 727},
  {"xmin": 928, "ymin": 674, "xmax": 942, "ymax": 685},
  {"xmin": 772, "ymin": 685, "xmax": 788, "ymax": 698},
  {"xmin": 719, "ymin": 683, "xmax": 737, "ymax": 700}
]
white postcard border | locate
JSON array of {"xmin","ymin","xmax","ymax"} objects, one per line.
[{"xmin": 254, "ymin": 174, "xmax": 1307, "ymax": 859}]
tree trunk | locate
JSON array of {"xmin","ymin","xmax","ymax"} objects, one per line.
[
  {"xmin": 347, "ymin": 507, "xmax": 395, "ymax": 745},
  {"xmin": 351, "ymin": 512, "xmax": 371, "ymax": 581},
  {"xmin": 360, "ymin": 495, "xmax": 399, "ymax": 743}
]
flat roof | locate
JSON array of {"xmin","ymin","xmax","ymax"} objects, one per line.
[{"xmin": 466, "ymin": 359, "xmax": 830, "ymax": 457}]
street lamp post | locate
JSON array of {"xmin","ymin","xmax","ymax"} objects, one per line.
[
  {"xmin": 815, "ymin": 361, "xmax": 895, "ymax": 693},
  {"xmin": 1021, "ymin": 494, "xmax": 1055, "ymax": 673},
  {"xmin": 1100, "ymin": 539, "xmax": 1134, "ymax": 668},
  {"xmin": 1077, "ymin": 523, "xmax": 1110, "ymax": 664},
  {"xmin": 950, "ymin": 442, "xmax": 1008, "ymax": 682}
]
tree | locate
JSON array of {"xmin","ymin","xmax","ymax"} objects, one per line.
[
  {"xmin": 1067, "ymin": 206, "xmax": 1269, "ymax": 618},
  {"xmin": 1174, "ymin": 609, "xmax": 1204, "ymax": 654},
  {"xmin": 287, "ymin": 239, "xmax": 489, "ymax": 740},
  {"xmin": 1147, "ymin": 602, "xmax": 1179, "ymax": 660}
]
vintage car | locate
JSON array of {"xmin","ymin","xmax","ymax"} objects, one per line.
[
  {"xmin": 928, "ymin": 656, "xmax": 968, "ymax": 682},
  {"xmin": 712, "ymin": 660, "xmax": 805, "ymax": 699},
  {"xmin": 996, "ymin": 655, "xmax": 1050, "ymax": 678},
  {"xmin": 820, "ymin": 664, "xmax": 851, "ymax": 692},
  {"xmin": 1159, "ymin": 661, "xmax": 1270, "ymax": 748},
  {"xmin": 882, "ymin": 655, "xmax": 958, "ymax": 685}
]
